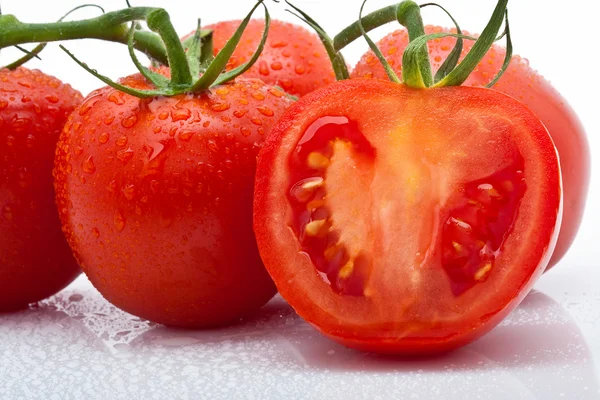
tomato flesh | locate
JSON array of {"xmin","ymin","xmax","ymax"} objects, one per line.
[
  {"xmin": 288, "ymin": 117, "xmax": 376, "ymax": 296},
  {"xmin": 352, "ymin": 26, "xmax": 589, "ymax": 269},
  {"xmin": 442, "ymin": 156, "xmax": 526, "ymax": 295},
  {"xmin": 254, "ymin": 79, "xmax": 561, "ymax": 354}
]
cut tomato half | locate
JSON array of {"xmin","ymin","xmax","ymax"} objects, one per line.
[{"xmin": 254, "ymin": 79, "xmax": 562, "ymax": 354}]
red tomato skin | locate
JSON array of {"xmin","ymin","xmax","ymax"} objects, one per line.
[
  {"xmin": 0, "ymin": 67, "xmax": 83, "ymax": 311},
  {"xmin": 352, "ymin": 26, "xmax": 589, "ymax": 269},
  {"xmin": 54, "ymin": 75, "xmax": 291, "ymax": 327},
  {"xmin": 202, "ymin": 19, "xmax": 336, "ymax": 97},
  {"xmin": 254, "ymin": 79, "xmax": 562, "ymax": 354}
]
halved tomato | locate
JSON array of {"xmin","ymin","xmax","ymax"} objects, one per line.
[{"xmin": 254, "ymin": 79, "xmax": 562, "ymax": 354}]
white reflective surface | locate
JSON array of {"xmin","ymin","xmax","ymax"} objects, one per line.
[{"xmin": 1, "ymin": 263, "xmax": 599, "ymax": 400}]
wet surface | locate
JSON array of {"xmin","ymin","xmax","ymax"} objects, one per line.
[{"xmin": 1, "ymin": 269, "xmax": 599, "ymax": 399}]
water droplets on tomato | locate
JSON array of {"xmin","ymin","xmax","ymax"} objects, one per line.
[
  {"xmin": 116, "ymin": 148, "xmax": 135, "ymax": 165},
  {"xmin": 122, "ymin": 115, "xmax": 138, "ymax": 128},
  {"xmin": 115, "ymin": 136, "xmax": 128, "ymax": 147},
  {"xmin": 259, "ymin": 61, "xmax": 270, "ymax": 76},
  {"xmin": 210, "ymin": 102, "xmax": 230, "ymax": 112},
  {"xmin": 114, "ymin": 211, "xmax": 126, "ymax": 232},
  {"xmin": 257, "ymin": 106, "xmax": 274, "ymax": 117},
  {"xmin": 108, "ymin": 91, "xmax": 126, "ymax": 105},
  {"xmin": 207, "ymin": 140, "xmax": 219, "ymax": 153},
  {"xmin": 5, "ymin": 135, "xmax": 15, "ymax": 147},
  {"xmin": 45, "ymin": 95, "xmax": 59, "ymax": 104},
  {"xmin": 2, "ymin": 205, "xmax": 13, "ymax": 221},
  {"xmin": 92, "ymin": 227, "xmax": 100, "ymax": 238},
  {"xmin": 123, "ymin": 184, "xmax": 136, "ymax": 201},
  {"xmin": 240, "ymin": 127, "xmax": 251, "ymax": 137},
  {"xmin": 171, "ymin": 108, "xmax": 191, "ymax": 122},
  {"xmin": 98, "ymin": 132, "xmax": 109, "ymax": 144},
  {"xmin": 178, "ymin": 130, "xmax": 194, "ymax": 142},
  {"xmin": 82, "ymin": 156, "xmax": 96, "ymax": 174}
]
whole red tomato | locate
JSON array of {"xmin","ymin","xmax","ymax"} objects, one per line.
[
  {"xmin": 54, "ymin": 74, "xmax": 291, "ymax": 327},
  {"xmin": 254, "ymin": 78, "xmax": 562, "ymax": 354},
  {"xmin": 200, "ymin": 19, "xmax": 336, "ymax": 96},
  {"xmin": 352, "ymin": 26, "xmax": 590, "ymax": 269},
  {"xmin": 1, "ymin": 67, "xmax": 82, "ymax": 311}
]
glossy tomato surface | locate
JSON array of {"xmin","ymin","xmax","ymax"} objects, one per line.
[
  {"xmin": 54, "ymin": 74, "xmax": 291, "ymax": 327},
  {"xmin": 353, "ymin": 26, "xmax": 589, "ymax": 268},
  {"xmin": 200, "ymin": 19, "xmax": 335, "ymax": 97},
  {"xmin": 254, "ymin": 79, "xmax": 562, "ymax": 354},
  {"xmin": 1, "ymin": 67, "xmax": 82, "ymax": 311}
]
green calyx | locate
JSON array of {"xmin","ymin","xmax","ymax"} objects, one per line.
[
  {"xmin": 321, "ymin": 0, "xmax": 512, "ymax": 89},
  {"xmin": 60, "ymin": 1, "xmax": 269, "ymax": 98}
]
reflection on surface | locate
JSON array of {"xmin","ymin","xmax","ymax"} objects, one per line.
[{"xmin": 1, "ymin": 284, "xmax": 598, "ymax": 399}]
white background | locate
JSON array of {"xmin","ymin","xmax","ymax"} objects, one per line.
[{"xmin": 1, "ymin": 1, "xmax": 599, "ymax": 399}]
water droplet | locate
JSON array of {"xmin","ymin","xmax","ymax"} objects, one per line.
[
  {"xmin": 203, "ymin": 121, "xmax": 211, "ymax": 128},
  {"xmin": 106, "ymin": 180, "xmax": 117, "ymax": 193},
  {"xmin": 115, "ymin": 136, "xmax": 128, "ymax": 147},
  {"xmin": 104, "ymin": 116, "xmax": 115, "ymax": 126},
  {"xmin": 123, "ymin": 184, "xmax": 135, "ymax": 201},
  {"xmin": 233, "ymin": 109, "xmax": 248, "ymax": 118},
  {"xmin": 17, "ymin": 168, "xmax": 32, "ymax": 188},
  {"xmin": 178, "ymin": 130, "xmax": 194, "ymax": 142},
  {"xmin": 268, "ymin": 87, "xmax": 283, "ymax": 98},
  {"xmin": 69, "ymin": 293, "xmax": 84, "ymax": 302},
  {"xmin": 158, "ymin": 112, "xmax": 169, "ymax": 120},
  {"xmin": 0, "ymin": 100, "xmax": 7, "ymax": 110},
  {"xmin": 2, "ymin": 205, "xmax": 13, "ymax": 221},
  {"xmin": 280, "ymin": 79, "xmax": 293, "ymax": 90},
  {"xmin": 82, "ymin": 156, "xmax": 96, "ymax": 174},
  {"xmin": 270, "ymin": 61, "xmax": 283, "ymax": 71},
  {"xmin": 98, "ymin": 132, "xmax": 109, "ymax": 144},
  {"xmin": 160, "ymin": 212, "xmax": 174, "ymax": 228},
  {"xmin": 250, "ymin": 117, "xmax": 262, "ymax": 126},
  {"xmin": 74, "ymin": 146, "xmax": 84, "ymax": 156},
  {"xmin": 114, "ymin": 211, "xmax": 126, "ymax": 232},
  {"xmin": 79, "ymin": 94, "xmax": 101, "ymax": 116},
  {"xmin": 251, "ymin": 91, "xmax": 265, "ymax": 101},
  {"xmin": 203, "ymin": 139, "xmax": 218, "ymax": 153},
  {"xmin": 121, "ymin": 115, "xmax": 138, "ymax": 128},
  {"xmin": 43, "ymin": 95, "xmax": 59, "ymax": 105},
  {"xmin": 210, "ymin": 102, "xmax": 230, "ymax": 112},
  {"xmin": 258, "ymin": 61, "xmax": 270, "ymax": 76},
  {"xmin": 295, "ymin": 65, "xmax": 305, "ymax": 75},
  {"xmin": 216, "ymin": 87, "xmax": 230, "ymax": 96},
  {"xmin": 257, "ymin": 106, "xmax": 274, "ymax": 117},
  {"xmin": 73, "ymin": 122, "xmax": 82, "ymax": 132},
  {"xmin": 240, "ymin": 127, "xmax": 251, "ymax": 137},
  {"xmin": 108, "ymin": 91, "xmax": 125, "ymax": 105},
  {"xmin": 117, "ymin": 148, "xmax": 134, "ymax": 165},
  {"xmin": 25, "ymin": 134, "xmax": 35, "ymax": 148},
  {"xmin": 171, "ymin": 108, "xmax": 191, "ymax": 122},
  {"xmin": 271, "ymin": 41, "xmax": 287, "ymax": 48},
  {"xmin": 92, "ymin": 227, "xmax": 100, "ymax": 238},
  {"xmin": 5, "ymin": 135, "xmax": 15, "ymax": 146}
]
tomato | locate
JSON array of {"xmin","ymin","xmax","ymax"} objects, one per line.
[
  {"xmin": 352, "ymin": 25, "xmax": 589, "ymax": 269},
  {"xmin": 254, "ymin": 79, "xmax": 561, "ymax": 354},
  {"xmin": 198, "ymin": 19, "xmax": 336, "ymax": 97},
  {"xmin": 54, "ymin": 74, "xmax": 292, "ymax": 327},
  {"xmin": 1, "ymin": 67, "xmax": 82, "ymax": 311}
]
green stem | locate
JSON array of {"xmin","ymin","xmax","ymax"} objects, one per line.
[
  {"xmin": 396, "ymin": 1, "xmax": 432, "ymax": 87},
  {"xmin": 333, "ymin": 1, "xmax": 430, "ymax": 86},
  {"xmin": 333, "ymin": 4, "xmax": 396, "ymax": 51},
  {"xmin": 0, "ymin": 8, "xmax": 169, "ymax": 65},
  {"xmin": 146, "ymin": 9, "xmax": 192, "ymax": 85}
]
